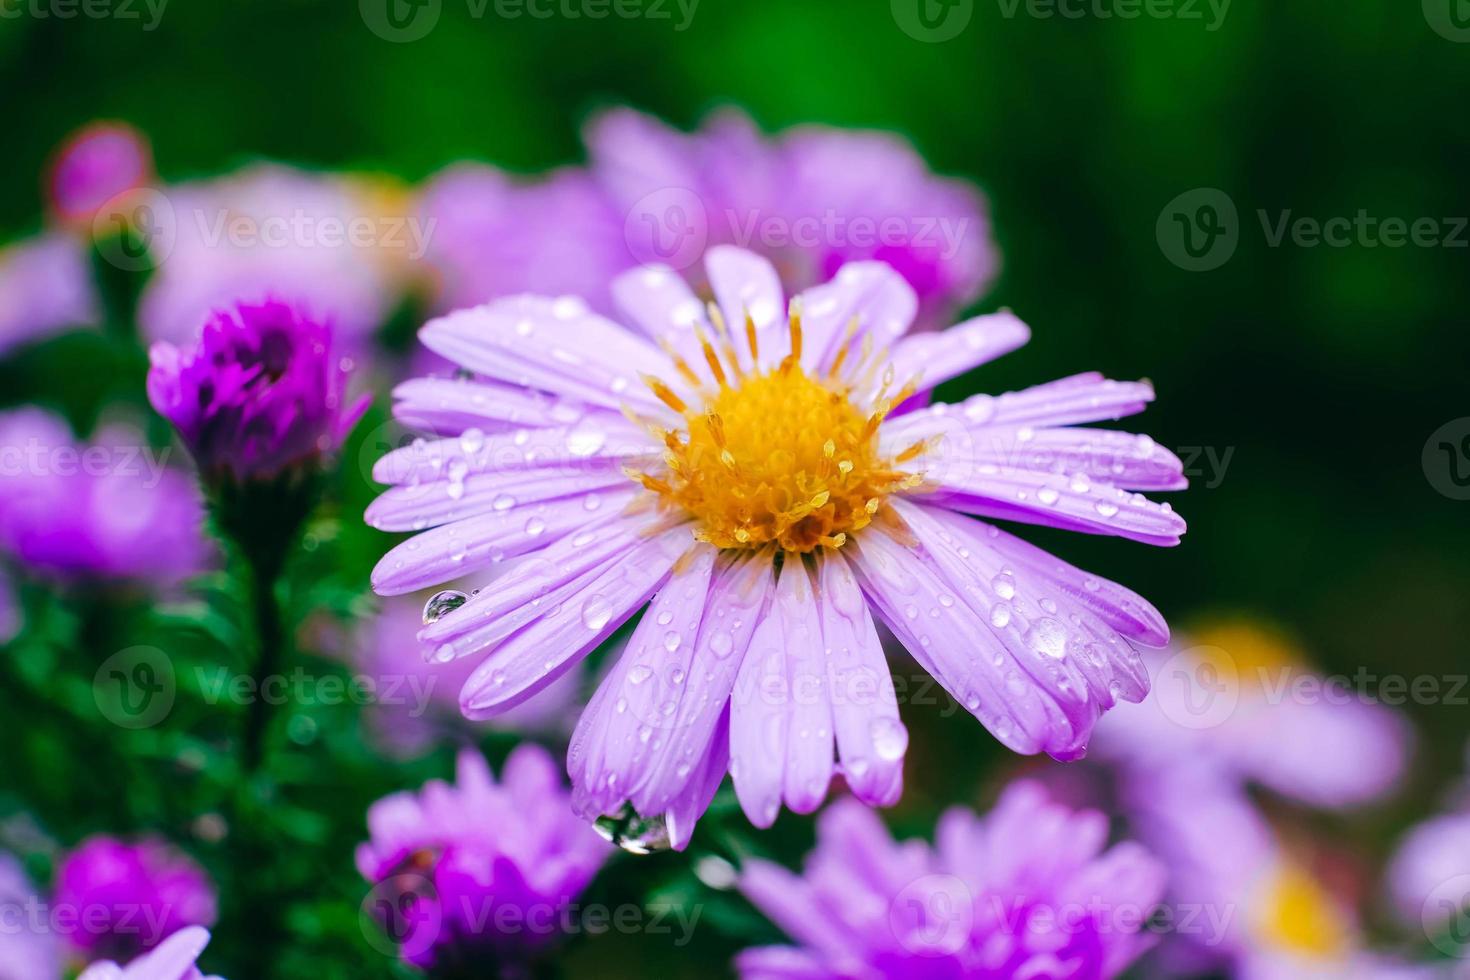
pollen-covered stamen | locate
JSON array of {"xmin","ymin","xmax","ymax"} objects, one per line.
[{"xmin": 629, "ymin": 307, "xmax": 926, "ymax": 553}]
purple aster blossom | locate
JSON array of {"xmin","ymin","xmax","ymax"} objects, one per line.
[
  {"xmin": 147, "ymin": 299, "xmax": 369, "ymax": 486},
  {"xmin": 0, "ymin": 852, "xmax": 60, "ymax": 980},
  {"xmin": 735, "ymin": 782, "xmax": 1166, "ymax": 978},
  {"xmin": 76, "ymin": 926, "xmax": 222, "ymax": 980},
  {"xmin": 54, "ymin": 836, "xmax": 217, "ymax": 964},
  {"xmin": 1113, "ymin": 768, "xmax": 1439, "ymax": 980},
  {"xmin": 0, "ymin": 408, "xmax": 208, "ymax": 585},
  {"xmin": 1092, "ymin": 620, "xmax": 1413, "ymax": 810},
  {"xmin": 586, "ymin": 107, "xmax": 996, "ymax": 329},
  {"xmin": 343, "ymin": 593, "xmax": 582, "ymax": 758},
  {"xmin": 0, "ymin": 232, "xmax": 100, "ymax": 357},
  {"xmin": 137, "ymin": 165, "xmax": 412, "ymax": 351},
  {"xmin": 355, "ymin": 745, "xmax": 610, "ymax": 971},
  {"xmin": 367, "ymin": 246, "xmax": 1185, "ymax": 845},
  {"xmin": 417, "ymin": 163, "xmax": 627, "ymax": 317},
  {"xmin": 46, "ymin": 121, "xmax": 152, "ymax": 227}
]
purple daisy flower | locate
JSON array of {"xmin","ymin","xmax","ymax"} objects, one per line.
[
  {"xmin": 416, "ymin": 163, "xmax": 628, "ymax": 317},
  {"xmin": 1092, "ymin": 619, "xmax": 1413, "ymax": 810},
  {"xmin": 137, "ymin": 165, "xmax": 412, "ymax": 351},
  {"xmin": 1113, "ymin": 768, "xmax": 1436, "ymax": 980},
  {"xmin": 54, "ymin": 836, "xmax": 217, "ymax": 964},
  {"xmin": 0, "ymin": 232, "xmax": 100, "ymax": 357},
  {"xmin": 587, "ymin": 107, "xmax": 996, "ymax": 329},
  {"xmin": 735, "ymin": 782, "xmax": 1166, "ymax": 978},
  {"xmin": 46, "ymin": 121, "xmax": 152, "ymax": 227},
  {"xmin": 0, "ymin": 408, "xmax": 208, "ymax": 586},
  {"xmin": 147, "ymin": 299, "xmax": 369, "ymax": 487},
  {"xmin": 367, "ymin": 247, "xmax": 1185, "ymax": 844},
  {"xmin": 0, "ymin": 852, "xmax": 60, "ymax": 980},
  {"xmin": 356, "ymin": 745, "xmax": 610, "ymax": 970},
  {"xmin": 1387, "ymin": 747, "xmax": 1470, "ymax": 935},
  {"xmin": 76, "ymin": 926, "xmax": 222, "ymax": 980}
]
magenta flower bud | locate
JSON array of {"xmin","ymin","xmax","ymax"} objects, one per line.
[
  {"xmin": 147, "ymin": 299, "xmax": 369, "ymax": 488},
  {"xmin": 54, "ymin": 836, "xmax": 217, "ymax": 964},
  {"xmin": 47, "ymin": 121, "xmax": 152, "ymax": 227}
]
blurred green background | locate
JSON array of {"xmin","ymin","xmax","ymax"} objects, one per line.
[{"xmin": 1, "ymin": 0, "xmax": 1467, "ymax": 976}]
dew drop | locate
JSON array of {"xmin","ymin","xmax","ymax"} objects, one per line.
[
  {"xmin": 592, "ymin": 803, "xmax": 671, "ymax": 855},
  {"xmin": 581, "ymin": 595, "xmax": 613, "ymax": 631},
  {"xmin": 870, "ymin": 717, "xmax": 909, "ymax": 762},
  {"xmin": 423, "ymin": 590, "xmax": 469, "ymax": 624}
]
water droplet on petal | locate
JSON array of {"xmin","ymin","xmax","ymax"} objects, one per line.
[
  {"xmin": 870, "ymin": 717, "xmax": 908, "ymax": 762},
  {"xmin": 423, "ymin": 590, "xmax": 469, "ymax": 624},
  {"xmin": 593, "ymin": 803, "xmax": 671, "ymax": 855},
  {"xmin": 582, "ymin": 596, "xmax": 613, "ymax": 631}
]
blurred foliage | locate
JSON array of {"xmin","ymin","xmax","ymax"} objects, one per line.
[{"xmin": 0, "ymin": 1, "xmax": 1467, "ymax": 977}]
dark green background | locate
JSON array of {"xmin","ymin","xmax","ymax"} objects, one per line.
[{"xmin": 1, "ymin": 1, "xmax": 1467, "ymax": 976}]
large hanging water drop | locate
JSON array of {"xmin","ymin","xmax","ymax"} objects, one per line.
[
  {"xmin": 592, "ymin": 803, "xmax": 672, "ymax": 855},
  {"xmin": 422, "ymin": 590, "xmax": 469, "ymax": 625}
]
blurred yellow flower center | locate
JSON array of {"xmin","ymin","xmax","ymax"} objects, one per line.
[
  {"xmin": 631, "ymin": 307, "xmax": 921, "ymax": 553},
  {"xmin": 1257, "ymin": 865, "xmax": 1349, "ymax": 960}
]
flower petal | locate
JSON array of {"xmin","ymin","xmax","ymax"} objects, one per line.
[
  {"xmin": 419, "ymin": 295, "xmax": 671, "ymax": 413},
  {"xmin": 705, "ymin": 245, "xmax": 787, "ymax": 368},
  {"xmin": 609, "ymin": 262, "xmax": 714, "ymax": 375},
  {"xmin": 817, "ymin": 555, "xmax": 905, "ymax": 806},
  {"xmin": 886, "ymin": 310, "xmax": 1030, "ymax": 394},
  {"xmin": 369, "ymin": 487, "xmax": 639, "ymax": 595},
  {"xmin": 797, "ymin": 261, "xmax": 917, "ymax": 376},
  {"xmin": 457, "ymin": 523, "xmax": 691, "ymax": 718},
  {"xmin": 388, "ymin": 376, "xmax": 588, "ymax": 434}
]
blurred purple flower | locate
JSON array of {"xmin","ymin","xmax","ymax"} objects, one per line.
[
  {"xmin": 137, "ymin": 165, "xmax": 412, "ymax": 351},
  {"xmin": 356, "ymin": 745, "xmax": 610, "ymax": 971},
  {"xmin": 55, "ymin": 837, "xmax": 217, "ymax": 964},
  {"xmin": 0, "ymin": 233, "xmax": 100, "ymax": 357},
  {"xmin": 46, "ymin": 121, "xmax": 152, "ymax": 227},
  {"xmin": 0, "ymin": 408, "xmax": 208, "ymax": 586},
  {"xmin": 76, "ymin": 926, "xmax": 222, "ymax": 980},
  {"xmin": 147, "ymin": 299, "xmax": 369, "ymax": 486},
  {"xmin": 368, "ymin": 247, "xmax": 1183, "ymax": 843},
  {"xmin": 416, "ymin": 163, "xmax": 627, "ymax": 317},
  {"xmin": 1389, "ymin": 809, "xmax": 1470, "ymax": 936},
  {"xmin": 0, "ymin": 852, "xmax": 60, "ymax": 980},
  {"xmin": 736, "ymin": 782, "xmax": 1166, "ymax": 978},
  {"xmin": 1093, "ymin": 619, "xmax": 1413, "ymax": 810},
  {"xmin": 587, "ymin": 106, "xmax": 997, "ymax": 328}
]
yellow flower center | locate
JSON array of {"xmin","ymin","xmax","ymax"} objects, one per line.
[
  {"xmin": 1256, "ymin": 864, "xmax": 1350, "ymax": 960},
  {"xmin": 629, "ymin": 306, "xmax": 922, "ymax": 553}
]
